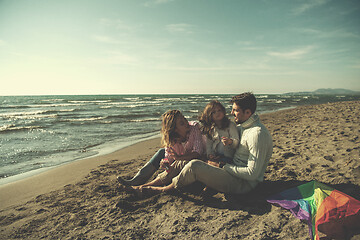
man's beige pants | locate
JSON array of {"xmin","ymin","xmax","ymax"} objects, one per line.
[{"xmin": 172, "ymin": 160, "xmax": 254, "ymax": 194}]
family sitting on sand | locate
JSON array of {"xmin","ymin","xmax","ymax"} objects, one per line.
[{"xmin": 117, "ymin": 92, "xmax": 273, "ymax": 195}]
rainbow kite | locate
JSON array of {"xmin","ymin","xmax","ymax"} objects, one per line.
[{"xmin": 267, "ymin": 180, "xmax": 360, "ymax": 240}]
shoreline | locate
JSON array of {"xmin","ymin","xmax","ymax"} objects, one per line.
[
  {"xmin": 0, "ymin": 106, "xmax": 291, "ymax": 187},
  {"xmin": 1, "ymin": 100, "xmax": 359, "ymax": 239},
  {"xmin": 0, "ymin": 137, "xmax": 161, "ymax": 210},
  {"xmin": 0, "ymin": 133, "xmax": 160, "ymax": 187},
  {"xmin": 0, "ymin": 101, "xmax": 355, "ymax": 208}
]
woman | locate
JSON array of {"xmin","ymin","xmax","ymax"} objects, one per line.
[{"xmin": 117, "ymin": 110, "xmax": 205, "ymax": 187}]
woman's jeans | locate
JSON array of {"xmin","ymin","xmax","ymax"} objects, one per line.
[{"xmin": 148, "ymin": 148, "xmax": 165, "ymax": 169}]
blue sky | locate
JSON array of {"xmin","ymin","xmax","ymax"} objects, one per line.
[{"xmin": 0, "ymin": 0, "xmax": 359, "ymax": 95}]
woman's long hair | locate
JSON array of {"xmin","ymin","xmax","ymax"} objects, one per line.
[
  {"xmin": 160, "ymin": 110, "xmax": 183, "ymax": 147},
  {"xmin": 198, "ymin": 100, "xmax": 230, "ymax": 139}
]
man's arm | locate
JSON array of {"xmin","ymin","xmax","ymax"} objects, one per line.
[{"xmin": 223, "ymin": 128, "xmax": 271, "ymax": 181}]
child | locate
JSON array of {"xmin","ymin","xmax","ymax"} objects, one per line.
[
  {"xmin": 199, "ymin": 100, "xmax": 239, "ymax": 165},
  {"xmin": 129, "ymin": 109, "xmax": 205, "ymax": 192}
]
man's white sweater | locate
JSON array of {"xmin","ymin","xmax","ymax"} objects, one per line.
[{"xmin": 223, "ymin": 113, "xmax": 273, "ymax": 188}]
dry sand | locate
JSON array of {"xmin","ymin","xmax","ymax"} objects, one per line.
[{"xmin": 1, "ymin": 101, "xmax": 359, "ymax": 239}]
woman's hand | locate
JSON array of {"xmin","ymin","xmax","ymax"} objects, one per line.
[
  {"xmin": 160, "ymin": 158, "xmax": 170, "ymax": 170},
  {"xmin": 221, "ymin": 137, "xmax": 233, "ymax": 146}
]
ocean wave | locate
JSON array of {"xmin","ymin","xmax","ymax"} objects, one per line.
[
  {"xmin": 263, "ymin": 99, "xmax": 284, "ymax": 104},
  {"xmin": 106, "ymin": 112, "xmax": 160, "ymax": 119},
  {"xmin": 61, "ymin": 116, "xmax": 107, "ymax": 122},
  {"xmin": 0, "ymin": 124, "xmax": 42, "ymax": 133},
  {"xmin": 0, "ymin": 103, "xmax": 85, "ymax": 109},
  {"xmin": 103, "ymin": 101, "xmax": 162, "ymax": 107},
  {"xmin": 123, "ymin": 97, "xmax": 140, "ymax": 101},
  {"xmin": 155, "ymin": 98, "xmax": 182, "ymax": 102},
  {"xmin": 188, "ymin": 96, "xmax": 205, "ymax": 99},
  {"xmin": 0, "ymin": 109, "xmax": 76, "ymax": 119},
  {"xmin": 58, "ymin": 109, "xmax": 76, "ymax": 112},
  {"xmin": 28, "ymin": 103, "xmax": 85, "ymax": 108},
  {"xmin": 0, "ymin": 111, "xmax": 58, "ymax": 120},
  {"xmin": 0, "ymin": 110, "xmax": 47, "ymax": 116},
  {"xmin": 69, "ymin": 100, "xmax": 111, "ymax": 104},
  {"xmin": 0, "ymin": 105, "xmax": 31, "ymax": 110},
  {"xmin": 121, "ymin": 103, "xmax": 163, "ymax": 108},
  {"xmin": 129, "ymin": 118, "xmax": 161, "ymax": 122},
  {"xmin": 41, "ymin": 99, "xmax": 65, "ymax": 102}
]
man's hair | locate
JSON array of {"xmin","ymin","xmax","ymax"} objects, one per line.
[{"xmin": 230, "ymin": 92, "xmax": 257, "ymax": 114}]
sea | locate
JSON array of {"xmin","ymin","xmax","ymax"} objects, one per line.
[{"xmin": 1, "ymin": 94, "xmax": 359, "ymax": 185}]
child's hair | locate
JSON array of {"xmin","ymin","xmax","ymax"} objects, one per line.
[
  {"xmin": 160, "ymin": 110, "xmax": 184, "ymax": 147},
  {"xmin": 198, "ymin": 100, "xmax": 230, "ymax": 139}
]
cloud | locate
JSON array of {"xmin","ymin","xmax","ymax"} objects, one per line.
[
  {"xmin": 295, "ymin": 28, "xmax": 360, "ymax": 39},
  {"xmin": 267, "ymin": 46, "xmax": 314, "ymax": 60},
  {"xmin": 292, "ymin": 0, "xmax": 329, "ymax": 15},
  {"xmin": 166, "ymin": 23, "xmax": 194, "ymax": 34}
]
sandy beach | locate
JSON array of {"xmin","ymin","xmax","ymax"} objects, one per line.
[{"xmin": 1, "ymin": 101, "xmax": 359, "ymax": 239}]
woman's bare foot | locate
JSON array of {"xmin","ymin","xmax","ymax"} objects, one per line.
[
  {"xmin": 146, "ymin": 183, "xmax": 175, "ymax": 193},
  {"xmin": 132, "ymin": 185, "xmax": 143, "ymax": 190}
]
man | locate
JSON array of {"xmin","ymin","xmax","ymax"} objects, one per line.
[{"xmin": 143, "ymin": 92, "xmax": 273, "ymax": 194}]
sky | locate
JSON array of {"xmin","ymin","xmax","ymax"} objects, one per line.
[{"xmin": 0, "ymin": 0, "xmax": 359, "ymax": 95}]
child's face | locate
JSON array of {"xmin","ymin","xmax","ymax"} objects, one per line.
[
  {"xmin": 175, "ymin": 116, "xmax": 190, "ymax": 139},
  {"xmin": 211, "ymin": 106, "xmax": 225, "ymax": 123}
]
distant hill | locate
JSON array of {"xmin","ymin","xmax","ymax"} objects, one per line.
[{"xmin": 284, "ymin": 88, "xmax": 360, "ymax": 95}]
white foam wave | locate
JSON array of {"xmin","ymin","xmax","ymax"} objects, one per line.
[
  {"xmin": 0, "ymin": 110, "xmax": 47, "ymax": 117},
  {"xmin": 69, "ymin": 100, "xmax": 111, "ymax": 103},
  {"xmin": 64, "ymin": 116, "xmax": 106, "ymax": 122},
  {"xmin": 0, "ymin": 124, "xmax": 42, "ymax": 132},
  {"xmin": 0, "ymin": 110, "xmax": 58, "ymax": 120},
  {"xmin": 122, "ymin": 104, "xmax": 159, "ymax": 108},
  {"xmin": 123, "ymin": 97, "xmax": 140, "ymax": 101},
  {"xmin": 58, "ymin": 109, "xmax": 75, "ymax": 112},
  {"xmin": 0, "ymin": 112, "xmax": 57, "ymax": 120},
  {"xmin": 129, "ymin": 118, "xmax": 160, "ymax": 122},
  {"xmin": 27, "ymin": 103, "xmax": 84, "ymax": 108},
  {"xmin": 41, "ymin": 99, "xmax": 65, "ymax": 102},
  {"xmin": 155, "ymin": 98, "xmax": 182, "ymax": 102}
]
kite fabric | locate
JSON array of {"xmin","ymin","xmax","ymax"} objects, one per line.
[{"xmin": 267, "ymin": 180, "xmax": 360, "ymax": 240}]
